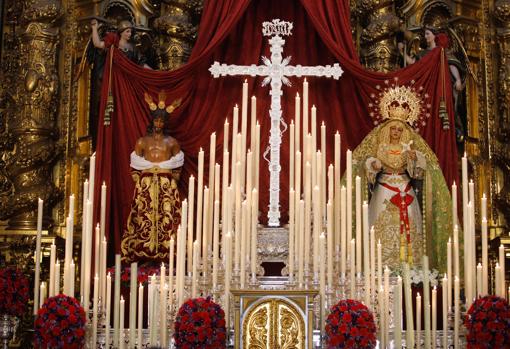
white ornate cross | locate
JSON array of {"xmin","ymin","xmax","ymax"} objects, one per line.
[{"xmin": 209, "ymin": 19, "xmax": 343, "ymax": 227}]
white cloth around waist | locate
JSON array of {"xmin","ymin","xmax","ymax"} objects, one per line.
[{"xmin": 130, "ymin": 151, "xmax": 184, "ymax": 170}]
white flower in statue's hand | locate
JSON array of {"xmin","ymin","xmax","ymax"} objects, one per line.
[{"xmin": 401, "ymin": 140, "xmax": 413, "ymax": 152}]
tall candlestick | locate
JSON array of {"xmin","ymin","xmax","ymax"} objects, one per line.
[
  {"xmin": 442, "ymin": 275, "xmax": 448, "ymax": 349},
  {"xmin": 313, "ymin": 185, "xmax": 321, "ymax": 276},
  {"xmin": 69, "ymin": 260, "xmax": 75, "ymax": 297},
  {"xmin": 54, "ymin": 260, "xmax": 60, "ymax": 295},
  {"xmin": 100, "ymin": 182, "xmax": 106, "ymax": 299},
  {"xmin": 221, "ymin": 150, "xmax": 230, "ymax": 260},
  {"xmin": 113, "ymin": 254, "xmax": 121, "ymax": 346},
  {"xmin": 240, "ymin": 201, "xmax": 248, "ymax": 288},
  {"xmin": 453, "ymin": 225, "xmax": 460, "ymax": 288},
  {"xmin": 394, "ymin": 276, "xmax": 402, "ymax": 348},
  {"xmin": 241, "ymin": 80, "xmax": 248, "ymax": 187},
  {"xmin": 290, "ymin": 121, "xmax": 295, "ymax": 196},
  {"xmin": 119, "ymin": 296, "xmax": 125, "ymax": 349},
  {"xmin": 355, "ymin": 176, "xmax": 362, "ymax": 273},
  {"xmin": 212, "ymin": 200, "xmax": 220, "ymax": 289},
  {"xmin": 192, "ymin": 241, "xmax": 199, "ymax": 298},
  {"xmin": 403, "ymin": 264, "xmax": 415, "ymax": 348},
  {"xmin": 340, "ymin": 186, "xmax": 347, "ymax": 276},
  {"xmin": 137, "ymin": 283, "xmax": 143, "ymax": 349},
  {"xmin": 208, "ymin": 132, "xmax": 216, "ymax": 230},
  {"xmin": 298, "ymin": 200, "xmax": 305, "ymax": 286},
  {"xmin": 304, "ymin": 162, "xmax": 312, "ymax": 272},
  {"xmin": 447, "ymin": 238, "xmax": 452, "ymax": 310},
  {"xmin": 451, "ymin": 181, "xmax": 457, "ymax": 226},
  {"xmin": 334, "ymin": 132, "xmax": 341, "ymax": 252},
  {"xmin": 105, "ymin": 273, "xmax": 111, "ymax": 349},
  {"xmin": 39, "ymin": 281, "xmax": 47, "ymax": 309},
  {"xmin": 196, "ymin": 148, "xmax": 204, "ymax": 255},
  {"xmin": 350, "ymin": 239, "xmax": 355, "ymax": 299},
  {"xmin": 254, "ymin": 122, "xmax": 261, "ymax": 193},
  {"xmin": 160, "ymin": 284, "xmax": 168, "ymax": 347},
  {"xmin": 319, "ymin": 232, "xmax": 326, "ymax": 331},
  {"xmin": 130, "ymin": 263, "xmax": 138, "ymax": 347},
  {"xmin": 362, "ymin": 202, "xmax": 370, "ymax": 306},
  {"xmin": 295, "ymin": 93, "xmax": 301, "ymax": 152},
  {"xmin": 250, "ymin": 96, "xmax": 257, "ymax": 162},
  {"xmin": 49, "ymin": 243, "xmax": 56, "ymax": 297},
  {"xmin": 423, "ymin": 256, "xmax": 431, "ymax": 349},
  {"xmin": 482, "ymin": 216, "xmax": 488, "ymax": 295},
  {"xmin": 311, "ymin": 106, "xmax": 317, "ymax": 164},
  {"xmin": 377, "ymin": 240, "xmax": 382, "ymax": 290},
  {"xmin": 101, "ymin": 238, "xmax": 107, "ymax": 302},
  {"xmin": 454, "ymin": 276, "xmax": 460, "ymax": 348},
  {"xmin": 202, "ymin": 186, "xmax": 210, "ymax": 269},
  {"xmin": 289, "ymin": 189, "xmax": 295, "ymax": 281},
  {"xmin": 224, "ymin": 232, "xmax": 232, "ymax": 329},
  {"xmin": 495, "ymin": 263, "xmax": 502, "ymax": 297},
  {"xmin": 327, "ymin": 201, "xmax": 333, "ymax": 289},
  {"xmin": 303, "ymin": 79, "xmax": 309, "ymax": 144},
  {"xmin": 416, "ymin": 293, "xmax": 422, "ymax": 348},
  {"xmin": 477, "ymin": 263, "xmax": 483, "ymax": 298},
  {"xmin": 432, "ymin": 286, "xmax": 437, "ymax": 348},
  {"xmin": 251, "ymin": 189, "xmax": 258, "ymax": 279},
  {"xmin": 320, "ymin": 122, "xmax": 326, "ymax": 220},
  {"xmin": 234, "ymin": 161, "xmax": 242, "ymax": 271},
  {"xmin": 92, "ymin": 274, "xmax": 99, "ymax": 347},
  {"xmin": 346, "ymin": 150, "xmax": 352, "ymax": 243},
  {"xmin": 80, "ymin": 180, "xmax": 88, "ymax": 298},
  {"xmin": 187, "ymin": 175, "xmax": 195, "ymax": 274}
]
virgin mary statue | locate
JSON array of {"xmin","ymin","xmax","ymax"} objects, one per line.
[{"xmin": 351, "ymin": 105, "xmax": 452, "ymax": 272}]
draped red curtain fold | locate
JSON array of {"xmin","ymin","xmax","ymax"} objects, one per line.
[{"xmin": 95, "ymin": 0, "xmax": 457, "ymax": 253}]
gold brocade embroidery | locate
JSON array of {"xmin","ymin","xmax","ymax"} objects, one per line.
[
  {"xmin": 373, "ymin": 200, "xmax": 424, "ymax": 269},
  {"xmin": 377, "ymin": 143, "xmax": 407, "ymax": 172},
  {"xmin": 121, "ymin": 170, "xmax": 181, "ymax": 263}
]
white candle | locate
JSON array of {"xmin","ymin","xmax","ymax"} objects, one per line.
[
  {"xmin": 224, "ymin": 232, "xmax": 232, "ymax": 330},
  {"xmin": 303, "ymin": 79, "xmax": 309, "ymax": 143},
  {"xmin": 289, "ymin": 189, "xmax": 295, "ymax": 281},
  {"xmin": 313, "ymin": 185, "xmax": 320, "ymax": 276},
  {"xmin": 39, "ymin": 281, "xmax": 47, "ymax": 309},
  {"xmin": 208, "ymin": 133, "xmax": 216, "ymax": 231},
  {"xmin": 160, "ymin": 284, "xmax": 168, "ymax": 347},
  {"xmin": 454, "ymin": 276, "xmax": 460, "ymax": 348},
  {"xmin": 234, "ymin": 161, "xmax": 242, "ymax": 271},
  {"xmin": 346, "ymin": 150, "xmax": 352, "ymax": 244},
  {"xmin": 113, "ymin": 254, "xmax": 121, "ymax": 347},
  {"xmin": 290, "ymin": 121, "xmax": 295, "ymax": 196},
  {"xmin": 254, "ymin": 122, "xmax": 261, "ymax": 193},
  {"xmin": 453, "ymin": 225, "xmax": 460, "ymax": 288},
  {"xmin": 240, "ymin": 200, "xmax": 248, "ymax": 288},
  {"xmin": 355, "ymin": 176, "xmax": 362, "ymax": 273},
  {"xmin": 295, "ymin": 93, "xmax": 301, "ymax": 152},
  {"xmin": 100, "ymin": 182, "xmax": 106, "ymax": 298},
  {"xmin": 88, "ymin": 153, "xmax": 96, "ymax": 200},
  {"xmin": 49, "ymin": 243, "xmax": 56, "ymax": 297},
  {"xmin": 477, "ymin": 263, "xmax": 483, "ymax": 297},
  {"xmin": 320, "ymin": 122, "xmax": 327, "ymax": 221},
  {"xmin": 137, "ymin": 283, "xmax": 143, "ymax": 349},
  {"xmin": 241, "ymin": 80, "xmax": 248, "ymax": 183},
  {"xmin": 92, "ymin": 274, "xmax": 99, "ymax": 347},
  {"xmin": 168, "ymin": 237, "xmax": 174, "ymax": 309},
  {"xmin": 33, "ymin": 199, "xmax": 44, "ymax": 315},
  {"xmin": 447, "ymin": 238, "xmax": 452, "ymax": 310},
  {"xmin": 362, "ymin": 202, "xmax": 370, "ymax": 306},
  {"xmin": 54, "ymin": 259, "xmax": 60, "ymax": 295},
  {"xmin": 187, "ymin": 176, "xmax": 195, "ymax": 274},
  {"xmin": 384, "ymin": 266, "xmax": 390, "ymax": 340},
  {"xmin": 416, "ymin": 292, "xmax": 422, "ymax": 348},
  {"xmin": 129, "ymin": 262, "xmax": 138, "ymax": 346},
  {"xmin": 452, "ymin": 181, "xmax": 457, "ymax": 226},
  {"xmin": 69, "ymin": 260, "xmax": 75, "ymax": 297},
  {"xmin": 442, "ymin": 275, "xmax": 448, "ymax": 349},
  {"xmin": 482, "ymin": 217, "xmax": 488, "ymax": 295},
  {"xmin": 304, "ymin": 162, "xmax": 312, "ymax": 271},
  {"xmin": 394, "ymin": 276, "xmax": 402, "ymax": 348},
  {"xmin": 311, "ymin": 106, "xmax": 317, "ymax": 164},
  {"xmin": 327, "ymin": 201, "xmax": 333, "ymax": 289},
  {"xmin": 221, "ymin": 150, "xmax": 230, "ymax": 260},
  {"xmin": 105, "ymin": 273, "xmax": 111, "ymax": 349},
  {"xmin": 250, "ymin": 95, "xmax": 257, "ymax": 159},
  {"xmin": 64, "ymin": 212, "xmax": 74, "ymax": 270},
  {"xmin": 196, "ymin": 148, "xmax": 204, "ymax": 255},
  {"xmin": 192, "ymin": 241, "xmax": 199, "ymax": 298},
  {"xmin": 298, "ymin": 200, "xmax": 305, "ymax": 286},
  {"xmin": 83, "ymin": 200, "xmax": 93, "ymax": 313},
  {"xmin": 377, "ymin": 240, "xmax": 382, "ymax": 290},
  {"xmin": 370, "ymin": 227, "xmax": 376, "ymax": 303},
  {"xmin": 340, "ymin": 186, "xmax": 347, "ymax": 276},
  {"xmin": 423, "ymin": 256, "xmax": 431, "ymax": 349},
  {"xmin": 334, "ymin": 132, "xmax": 341, "ymax": 252},
  {"xmin": 495, "ymin": 263, "xmax": 501, "ymax": 297},
  {"xmin": 212, "ymin": 200, "xmax": 220, "ymax": 288},
  {"xmin": 350, "ymin": 239, "xmax": 355, "ymax": 299},
  {"xmin": 432, "ymin": 286, "xmax": 437, "ymax": 348},
  {"xmin": 202, "ymin": 186, "xmax": 210, "ymax": 269},
  {"xmin": 119, "ymin": 296, "xmax": 125, "ymax": 349},
  {"xmin": 319, "ymin": 232, "xmax": 326, "ymax": 331},
  {"xmin": 403, "ymin": 264, "xmax": 415, "ymax": 348},
  {"xmin": 251, "ymin": 189, "xmax": 258, "ymax": 279}
]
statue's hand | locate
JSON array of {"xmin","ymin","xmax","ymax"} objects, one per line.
[
  {"xmin": 407, "ymin": 150, "xmax": 417, "ymax": 161},
  {"xmin": 371, "ymin": 160, "xmax": 382, "ymax": 171},
  {"xmin": 454, "ymin": 79, "xmax": 463, "ymax": 91},
  {"xmin": 90, "ymin": 19, "xmax": 98, "ymax": 29}
]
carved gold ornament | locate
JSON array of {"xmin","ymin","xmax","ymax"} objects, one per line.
[{"xmin": 368, "ymin": 79, "xmax": 431, "ymax": 131}]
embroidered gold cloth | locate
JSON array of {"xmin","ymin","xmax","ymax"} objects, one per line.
[{"xmin": 121, "ymin": 167, "xmax": 181, "ymax": 263}]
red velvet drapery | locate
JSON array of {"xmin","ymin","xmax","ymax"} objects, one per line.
[{"xmin": 95, "ymin": 0, "xmax": 457, "ymax": 253}]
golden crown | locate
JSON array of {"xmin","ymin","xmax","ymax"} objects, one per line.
[{"xmin": 368, "ymin": 79, "xmax": 431, "ymax": 130}]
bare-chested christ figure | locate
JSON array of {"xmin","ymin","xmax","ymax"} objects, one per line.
[{"xmin": 121, "ymin": 94, "xmax": 183, "ymax": 263}]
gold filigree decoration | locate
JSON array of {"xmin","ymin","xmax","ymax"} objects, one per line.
[
  {"xmin": 243, "ymin": 303, "xmax": 269, "ymax": 349},
  {"xmin": 368, "ymin": 79, "xmax": 431, "ymax": 131},
  {"xmin": 278, "ymin": 306, "xmax": 303, "ymax": 349}
]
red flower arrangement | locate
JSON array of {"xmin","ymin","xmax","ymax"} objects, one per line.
[
  {"xmin": 464, "ymin": 295, "xmax": 510, "ymax": 348},
  {"xmin": 34, "ymin": 294, "xmax": 86, "ymax": 349},
  {"xmin": 325, "ymin": 299, "xmax": 377, "ymax": 349},
  {"xmin": 174, "ymin": 296, "xmax": 227, "ymax": 348},
  {"xmin": 0, "ymin": 267, "xmax": 30, "ymax": 316},
  {"xmin": 106, "ymin": 264, "xmax": 161, "ymax": 286}
]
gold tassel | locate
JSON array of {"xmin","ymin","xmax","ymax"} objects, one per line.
[
  {"xmin": 438, "ymin": 98, "xmax": 450, "ymax": 130},
  {"xmin": 104, "ymin": 92, "xmax": 114, "ymax": 125}
]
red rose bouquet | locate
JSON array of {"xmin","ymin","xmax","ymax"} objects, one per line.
[
  {"xmin": 325, "ymin": 299, "xmax": 377, "ymax": 349},
  {"xmin": 174, "ymin": 296, "xmax": 227, "ymax": 348},
  {"xmin": 34, "ymin": 295, "xmax": 86, "ymax": 349},
  {"xmin": 0, "ymin": 267, "xmax": 30, "ymax": 316},
  {"xmin": 464, "ymin": 295, "xmax": 510, "ymax": 348}
]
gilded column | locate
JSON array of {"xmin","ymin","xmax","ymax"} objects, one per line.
[
  {"xmin": 357, "ymin": 0, "xmax": 401, "ymax": 72},
  {"xmin": 153, "ymin": 0, "xmax": 201, "ymax": 71},
  {"xmin": 0, "ymin": 0, "xmax": 62, "ymax": 230}
]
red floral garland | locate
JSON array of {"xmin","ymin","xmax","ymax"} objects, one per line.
[
  {"xmin": 34, "ymin": 295, "xmax": 86, "ymax": 349},
  {"xmin": 464, "ymin": 295, "xmax": 510, "ymax": 348},
  {"xmin": 174, "ymin": 297, "xmax": 227, "ymax": 348},
  {"xmin": 325, "ymin": 299, "xmax": 377, "ymax": 349},
  {"xmin": 0, "ymin": 267, "xmax": 29, "ymax": 316}
]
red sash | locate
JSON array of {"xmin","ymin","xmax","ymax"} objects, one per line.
[{"xmin": 380, "ymin": 182, "xmax": 414, "ymax": 244}]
